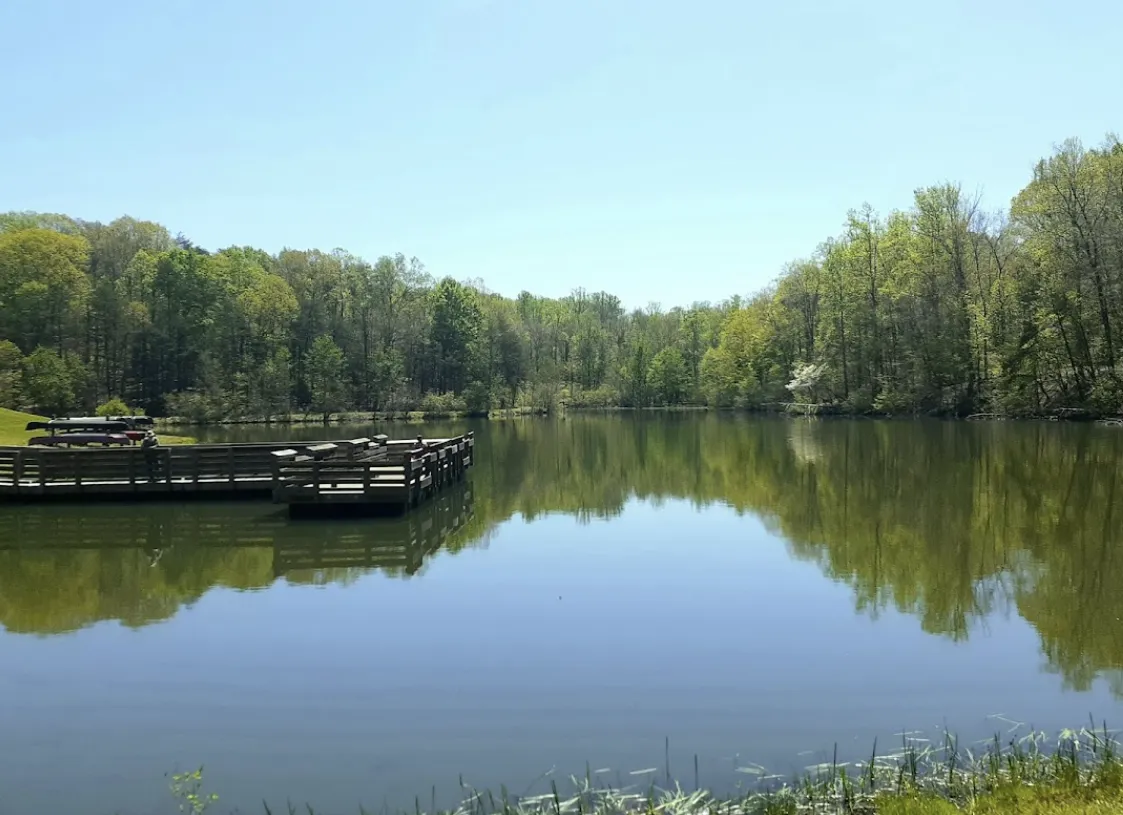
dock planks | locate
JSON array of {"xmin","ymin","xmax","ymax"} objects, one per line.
[{"xmin": 0, "ymin": 432, "xmax": 474, "ymax": 514}]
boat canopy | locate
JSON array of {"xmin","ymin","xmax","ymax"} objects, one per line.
[{"xmin": 25, "ymin": 419, "xmax": 130, "ymax": 432}]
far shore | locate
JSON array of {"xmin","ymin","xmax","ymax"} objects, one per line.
[{"xmin": 153, "ymin": 402, "xmax": 1123, "ymax": 428}]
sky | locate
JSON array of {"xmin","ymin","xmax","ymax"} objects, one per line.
[{"xmin": 2, "ymin": 0, "xmax": 1120, "ymax": 310}]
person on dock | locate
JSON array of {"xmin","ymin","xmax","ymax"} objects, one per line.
[{"xmin": 141, "ymin": 429, "xmax": 161, "ymax": 481}]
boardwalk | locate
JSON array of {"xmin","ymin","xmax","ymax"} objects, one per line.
[
  {"xmin": 0, "ymin": 433, "xmax": 474, "ymax": 514},
  {"xmin": 274, "ymin": 434, "xmax": 472, "ymax": 514}
]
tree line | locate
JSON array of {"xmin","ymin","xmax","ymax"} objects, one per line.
[{"xmin": 1, "ymin": 134, "xmax": 1121, "ymax": 419}]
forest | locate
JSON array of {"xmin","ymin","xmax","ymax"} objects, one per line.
[{"xmin": 0, "ymin": 135, "xmax": 1121, "ymax": 419}]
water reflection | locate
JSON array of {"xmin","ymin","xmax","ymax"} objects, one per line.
[
  {"xmin": 3, "ymin": 415, "xmax": 1123, "ymax": 697},
  {"xmin": 0, "ymin": 485, "xmax": 481, "ymax": 634}
]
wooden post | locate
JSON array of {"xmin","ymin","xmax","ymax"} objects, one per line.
[
  {"xmin": 402, "ymin": 457, "xmax": 411, "ymax": 511},
  {"xmin": 228, "ymin": 446, "xmax": 236, "ymax": 487},
  {"xmin": 271, "ymin": 454, "xmax": 280, "ymax": 500},
  {"xmin": 13, "ymin": 450, "xmax": 22, "ymax": 496},
  {"xmin": 129, "ymin": 450, "xmax": 137, "ymax": 492},
  {"xmin": 410, "ymin": 453, "xmax": 420, "ymax": 508},
  {"xmin": 73, "ymin": 451, "xmax": 82, "ymax": 491},
  {"xmin": 413, "ymin": 456, "xmax": 421, "ymax": 507},
  {"xmin": 269, "ymin": 449, "xmax": 291, "ymax": 502}
]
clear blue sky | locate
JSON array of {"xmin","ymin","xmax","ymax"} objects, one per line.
[{"xmin": 2, "ymin": 0, "xmax": 1119, "ymax": 309}]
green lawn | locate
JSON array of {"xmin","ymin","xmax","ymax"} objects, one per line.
[
  {"xmin": 0, "ymin": 408, "xmax": 195, "ymax": 446},
  {"xmin": 0, "ymin": 407, "xmax": 44, "ymax": 445}
]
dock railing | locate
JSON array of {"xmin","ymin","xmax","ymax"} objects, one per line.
[
  {"xmin": 271, "ymin": 432, "xmax": 474, "ymax": 510},
  {"xmin": 0, "ymin": 432, "xmax": 473, "ymax": 506},
  {"xmin": 0, "ymin": 442, "xmax": 298, "ymax": 496}
]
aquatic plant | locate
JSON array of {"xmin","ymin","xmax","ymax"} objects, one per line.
[
  {"xmin": 169, "ymin": 766, "xmax": 220, "ymax": 815},
  {"xmin": 242, "ymin": 719, "xmax": 1123, "ymax": 814}
]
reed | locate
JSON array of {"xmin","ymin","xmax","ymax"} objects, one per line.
[{"xmin": 173, "ymin": 719, "xmax": 1123, "ymax": 815}]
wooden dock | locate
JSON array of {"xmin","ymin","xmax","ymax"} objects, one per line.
[
  {"xmin": 0, "ymin": 432, "xmax": 474, "ymax": 514},
  {"xmin": 272, "ymin": 433, "xmax": 473, "ymax": 515}
]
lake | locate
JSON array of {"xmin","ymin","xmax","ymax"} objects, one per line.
[{"xmin": 1, "ymin": 415, "xmax": 1121, "ymax": 815}]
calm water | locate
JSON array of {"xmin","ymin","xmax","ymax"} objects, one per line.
[{"xmin": 1, "ymin": 415, "xmax": 1122, "ymax": 815}]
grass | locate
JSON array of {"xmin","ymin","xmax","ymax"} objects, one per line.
[
  {"xmin": 0, "ymin": 407, "xmax": 196, "ymax": 446},
  {"xmin": 0, "ymin": 407, "xmax": 40, "ymax": 445},
  {"xmin": 448, "ymin": 725, "xmax": 1123, "ymax": 815},
  {"xmin": 171, "ymin": 722, "xmax": 1123, "ymax": 815}
]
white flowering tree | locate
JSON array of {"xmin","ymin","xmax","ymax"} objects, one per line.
[{"xmin": 787, "ymin": 361, "xmax": 828, "ymax": 404}]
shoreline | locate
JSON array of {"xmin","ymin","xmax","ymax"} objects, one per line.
[
  {"xmin": 154, "ymin": 407, "xmax": 547, "ymax": 427},
  {"xmin": 153, "ymin": 403, "xmax": 1123, "ymax": 429},
  {"xmin": 166, "ymin": 723, "xmax": 1121, "ymax": 815}
]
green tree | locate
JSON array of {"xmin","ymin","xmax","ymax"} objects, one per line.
[
  {"xmin": 255, "ymin": 347, "xmax": 294, "ymax": 419},
  {"xmin": 0, "ymin": 340, "xmax": 22, "ymax": 408},
  {"xmin": 429, "ymin": 277, "xmax": 481, "ymax": 394},
  {"xmin": 22, "ymin": 347, "xmax": 77, "ymax": 415},
  {"xmin": 0, "ymin": 228, "xmax": 90, "ymax": 354},
  {"xmin": 305, "ymin": 335, "xmax": 346, "ymax": 421},
  {"xmin": 95, "ymin": 397, "xmax": 142, "ymax": 417},
  {"xmin": 647, "ymin": 346, "xmax": 688, "ymax": 405}
]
